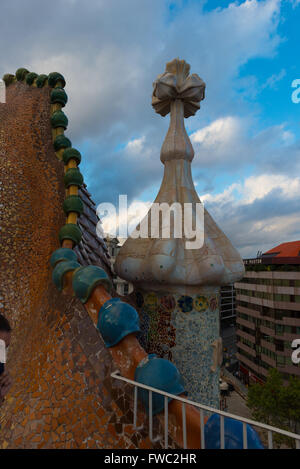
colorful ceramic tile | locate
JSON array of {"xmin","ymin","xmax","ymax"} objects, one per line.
[
  {"xmin": 193, "ymin": 295, "xmax": 208, "ymax": 312},
  {"xmin": 209, "ymin": 296, "xmax": 218, "ymax": 312},
  {"xmin": 177, "ymin": 295, "xmax": 193, "ymax": 313},
  {"xmin": 143, "ymin": 292, "xmax": 158, "ymax": 313},
  {"xmin": 159, "ymin": 295, "xmax": 175, "ymax": 312}
]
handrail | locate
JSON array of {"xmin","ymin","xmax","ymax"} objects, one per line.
[{"xmin": 111, "ymin": 370, "xmax": 300, "ymax": 449}]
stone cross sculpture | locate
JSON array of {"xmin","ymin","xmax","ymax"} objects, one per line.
[{"xmin": 115, "ymin": 59, "xmax": 245, "ymax": 407}]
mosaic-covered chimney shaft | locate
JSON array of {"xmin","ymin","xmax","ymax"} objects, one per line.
[{"xmin": 115, "ymin": 59, "xmax": 245, "ymax": 408}]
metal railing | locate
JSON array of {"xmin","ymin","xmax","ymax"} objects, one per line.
[{"xmin": 111, "ymin": 370, "xmax": 300, "ymax": 450}]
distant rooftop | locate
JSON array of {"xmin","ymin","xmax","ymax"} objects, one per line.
[
  {"xmin": 244, "ymin": 240, "xmax": 300, "ymax": 269},
  {"xmin": 263, "ymin": 240, "xmax": 300, "ymax": 258}
]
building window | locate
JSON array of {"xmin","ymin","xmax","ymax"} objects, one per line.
[
  {"xmin": 275, "ymin": 324, "xmax": 284, "ymax": 335},
  {"xmin": 277, "ymin": 356, "xmax": 286, "ymax": 366},
  {"xmin": 275, "ymin": 340, "xmax": 284, "ymax": 352}
]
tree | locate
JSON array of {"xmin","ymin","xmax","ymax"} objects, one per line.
[{"xmin": 247, "ymin": 369, "xmax": 300, "ymax": 448}]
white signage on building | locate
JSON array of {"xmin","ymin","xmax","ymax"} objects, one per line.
[{"xmin": 291, "ymin": 339, "xmax": 300, "ymax": 365}]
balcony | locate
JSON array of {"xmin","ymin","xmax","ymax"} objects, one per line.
[
  {"xmin": 236, "ymin": 293, "xmax": 264, "ymax": 307},
  {"xmin": 236, "ymin": 293, "xmax": 300, "ymax": 312},
  {"xmin": 277, "ymin": 364, "xmax": 300, "ymax": 377},
  {"xmin": 111, "ymin": 371, "xmax": 300, "ymax": 449},
  {"xmin": 237, "ymin": 304, "xmax": 262, "ymax": 319},
  {"xmin": 237, "ymin": 341, "xmax": 256, "ymax": 357},
  {"xmin": 283, "ymin": 317, "xmax": 300, "ymax": 327},
  {"xmin": 236, "ymin": 329, "xmax": 255, "ymax": 344},
  {"xmin": 236, "ymin": 353, "xmax": 269, "ymax": 378},
  {"xmin": 260, "ymin": 339, "xmax": 276, "ymax": 352},
  {"xmin": 242, "ymin": 271, "xmax": 300, "ymax": 281},
  {"xmin": 283, "ymin": 331, "xmax": 300, "ymax": 341},
  {"xmin": 236, "ymin": 316, "xmax": 256, "ymax": 330},
  {"xmin": 260, "ymin": 325, "xmax": 274, "ymax": 337},
  {"xmin": 260, "ymin": 353, "xmax": 276, "ymax": 368},
  {"xmin": 235, "ymin": 282, "xmax": 300, "ymax": 296}
]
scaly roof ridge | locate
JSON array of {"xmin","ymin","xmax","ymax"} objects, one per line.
[{"xmin": 2, "ymin": 67, "xmax": 110, "ymax": 271}]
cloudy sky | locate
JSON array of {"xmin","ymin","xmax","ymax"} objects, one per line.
[{"xmin": 1, "ymin": 0, "xmax": 300, "ymax": 257}]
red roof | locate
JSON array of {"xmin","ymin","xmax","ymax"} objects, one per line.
[{"xmin": 263, "ymin": 241, "xmax": 300, "ymax": 258}]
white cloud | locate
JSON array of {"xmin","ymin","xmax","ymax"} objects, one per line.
[
  {"xmin": 191, "ymin": 116, "xmax": 245, "ymax": 155},
  {"xmin": 0, "ymin": 0, "xmax": 284, "ymax": 151},
  {"xmin": 126, "ymin": 136, "xmax": 146, "ymax": 154},
  {"xmin": 191, "ymin": 117, "xmax": 241, "ymax": 146},
  {"xmin": 261, "ymin": 68, "xmax": 286, "ymax": 90},
  {"xmin": 101, "ymin": 171, "xmax": 300, "ymax": 258},
  {"xmin": 190, "ymin": 114, "xmax": 298, "ymax": 173},
  {"xmin": 242, "ymin": 174, "xmax": 300, "ymax": 202},
  {"xmin": 1, "ymin": 0, "xmax": 298, "ymax": 257},
  {"xmin": 100, "ymin": 199, "xmax": 152, "ymax": 238},
  {"xmin": 201, "ymin": 173, "xmax": 300, "ymax": 206},
  {"xmin": 200, "ymin": 173, "xmax": 300, "ymax": 257},
  {"xmin": 238, "ymin": 213, "xmax": 300, "ymax": 258},
  {"xmin": 190, "ymin": 115, "xmax": 251, "ymax": 167},
  {"xmin": 201, "ymin": 182, "xmax": 242, "ymax": 205}
]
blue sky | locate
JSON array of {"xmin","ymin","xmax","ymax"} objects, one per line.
[{"xmin": 1, "ymin": 0, "xmax": 300, "ymax": 257}]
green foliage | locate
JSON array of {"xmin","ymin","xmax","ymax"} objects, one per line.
[
  {"xmin": 247, "ymin": 368, "xmax": 300, "ymax": 448},
  {"xmin": 246, "ymin": 264, "xmax": 300, "ymax": 272}
]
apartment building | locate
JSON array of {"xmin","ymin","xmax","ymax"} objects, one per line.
[
  {"xmin": 220, "ymin": 284, "xmax": 237, "ymax": 360},
  {"xmin": 235, "ymin": 241, "xmax": 300, "ymax": 384},
  {"xmin": 104, "ymin": 235, "xmax": 133, "ymax": 296}
]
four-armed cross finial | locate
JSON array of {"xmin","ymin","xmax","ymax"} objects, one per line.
[
  {"xmin": 152, "ymin": 58, "xmax": 206, "ymax": 163},
  {"xmin": 152, "ymin": 58, "xmax": 205, "ymax": 118}
]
